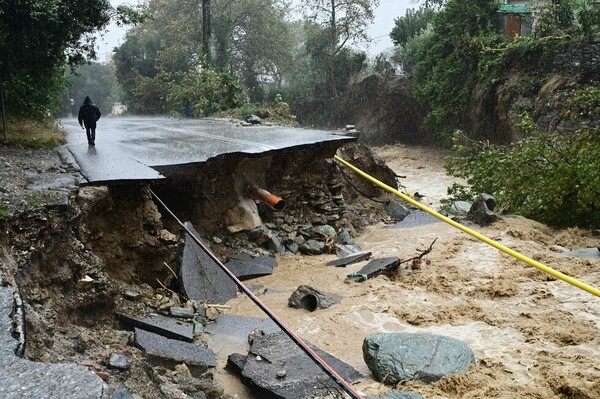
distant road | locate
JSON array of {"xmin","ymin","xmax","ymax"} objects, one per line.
[{"xmin": 60, "ymin": 116, "xmax": 354, "ymax": 185}]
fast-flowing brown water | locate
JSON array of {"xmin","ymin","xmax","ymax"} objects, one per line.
[{"xmin": 214, "ymin": 145, "xmax": 600, "ymax": 399}]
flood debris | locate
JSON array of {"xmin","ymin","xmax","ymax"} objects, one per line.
[
  {"xmin": 224, "ymin": 254, "xmax": 277, "ymax": 280},
  {"xmin": 117, "ymin": 312, "xmax": 194, "ymax": 342},
  {"xmin": 327, "ymin": 251, "xmax": 372, "ymax": 267},
  {"xmin": 227, "ymin": 331, "xmax": 362, "ymax": 399},
  {"xmin": 363, "ymin": 332, "xmax": 475, "ymax": 384},
  {"xmin": 345, "ymin": 257, "xmax": 401, "ymax": 282},
  {"xmin": 204, "ymin": 314, "xmax": 280, "ymax": 355},
  {"xmin": 135, "ymin": 328, "xmax": 217, "ymax": 375},
  {"xmin": 178, "ymin": 222, "xmax": 238, "ymax": 305},
  {"xmin": 389, "ymin": 210, "xmax": 440, "ymax": 229},
  {"xmin": 288, "ymin": 285, "xmax": 342, "ymax": 311},
  {"xmin": 467, "ymin": 193, "xmax": 499, "ymax": 226}
]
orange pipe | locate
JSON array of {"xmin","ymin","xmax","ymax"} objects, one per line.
[{"xmin": 247, "ymin": 186, "xmax": 286, "ymax": 210}]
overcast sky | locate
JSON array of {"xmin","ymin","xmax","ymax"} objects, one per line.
[{"xmin": 95, "ymin": 0, "xmax": 413, "ymax": 61}]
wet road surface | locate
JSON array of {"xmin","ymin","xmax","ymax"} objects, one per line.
[{"xmin": 61, "ymin": 117, "xmax": 354, "ymax": 185}]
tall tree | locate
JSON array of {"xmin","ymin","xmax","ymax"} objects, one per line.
[
  {"xmin": 301, "ymin": 0, "xmax": 379, "ymax": 98},
  {"xmin": 0, "ymin": 0, "xmax": 142, "ymax": 116}
]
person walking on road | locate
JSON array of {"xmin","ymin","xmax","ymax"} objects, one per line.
[{"xmin": 78, "ymin": 96, "xmax": 101, "ymax": 146}]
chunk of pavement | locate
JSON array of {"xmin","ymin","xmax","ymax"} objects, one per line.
[
  {"xmin": 345, "ymin": 257, "xmax": 401, "ymax": 282},
  {"xmin": 326, "ymin": 251, "xmax": 372, "ymax": 267},
  {"xmin": 225, "ymin": 254, "xmax": 277, "ymax": 280},
  {"xmin": 0, "ymin": 287, "xmax": 106, "ymax": 398},
  {"xmin": 234, "ymin": 331, "xmax": 362, "ymax": 399},
  {"xmin": 467, "ymin": 193, "xmax": 499, "ymax": 226},
  {"xmin": 288, "ymin": 285, "xmax": 342, "ymax": 311},
  {"xmin": 117, "ymin": 312, "xmax": 194, "ymax": 342},
  {"xmin": 204, "ymin": 314, "xmax": 279, "ymax": 355},
  {"xmin": 135, "ymin": 328, "xmax": 217, "ymax": 374},
  {"xmin": 108, "ymin": 352, "xmax": 131, "ymax": 370},
  {"xmin": 226, "ymin": 353, "xmax": 248, "ymax": 373},
  {"xmin": 366, "ymin": 391, "xmax": 424, "ymax": 399},
  {"xmin": 178, "ymin": 222, "xmax": 238, "ymax": 304},
  {"xmin": 111, "ymin": 386, "xmax": 134, "ymax": 399},
  {"xmin": 363, "ymin": 332, "xmax": 476, "ymax": 384},
  {"xmin": 389, "ymin": 210, "xmax": 440, "ymax": 229}
]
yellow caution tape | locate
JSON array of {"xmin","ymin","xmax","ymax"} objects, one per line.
[{"xmin": 334, "ymin": 154, "xmax": 600, "ymax": 298}]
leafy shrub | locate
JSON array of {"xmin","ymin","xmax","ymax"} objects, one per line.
[
  {"xmin": 562, "ymin": 86, "xmax": 600, "ymax": 120},
  {"xmin": 445, "ymin": 128, "xmax": 600, "ymax": 228}
]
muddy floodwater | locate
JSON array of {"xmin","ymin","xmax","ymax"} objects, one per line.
[{"xmin": 214, "ymin": 145, "xmax": 600, "ymax": 398}]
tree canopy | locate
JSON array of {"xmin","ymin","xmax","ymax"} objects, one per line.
[{"xmin": 0, "ymin": 0, "xmax": 142, "ymax": 117}]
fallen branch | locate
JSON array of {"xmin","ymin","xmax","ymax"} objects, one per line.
[{"xmin": 400, "ymin": 237, "xmax": 438, "ymax": 270}]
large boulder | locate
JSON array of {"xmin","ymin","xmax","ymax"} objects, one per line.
[{"xmin": 363, "ymin": 332, "xmax": 475, "ymax": 384}]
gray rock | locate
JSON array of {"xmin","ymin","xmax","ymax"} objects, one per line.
[
  {"xmin": 111, "ymin": 387, "xmax": 134, "ymax": 399},
  {"xmin": 385, "ymin": 203, "xmax": 410, "ymax": 221},
  {"xmin": 363, "ymin": 332, "xmax": 476, "ymax": 384},
  {"xmin": 0, "ymin": 287, "xmax": 106, "ymax": 399},
  {"xmin": 299, "ymin": 239, "xmax": 325, "ymax": 255},
  {"xmin": 288, "ymin": 285, "xmax": 342, "ymax": 311},
  {"xmin": 312, "ymin": 224, "xmax": 337, "ymax": 239},
  {"xmin": 247, "ymin": 227, "xmax": 265, "ymax": 242},
  {"xmin": 108, "ymin": 353, "xmax": 131, "ymax": 370},
  {"xmin": 336, "ymin": 243, "xmax": 364, "ymax": 257},
  {"xmin": 245, "ymin": 114, "xmax": 262, "ymax": 124},
  {"xmin": 234, "ymin": 331, "xmax": 362, "ymax": 399},
  {"xmin": 337, "ymin": 228, "xmax": 354, "ymax": 245},
  {"xmin": 169, "ymin": 306, "xmax": 195, "ymax": 319},
  {"xmin": 266, "ymin": 234, "xmax": 285, "ymax": 254},
  {"xmin": 448, "ymin": 201, "xmax": 472, "ymax": 216},
  {"xmin": 285, "ymin": 242, "xmax": 299, "ymax": 254},
  {"xmin": 467, "ymin": 193, "xmax": 499, "ymax": 226}
]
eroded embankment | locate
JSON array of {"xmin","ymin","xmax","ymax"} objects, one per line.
[{"xmin": 1, "ymin": 142, "xmax": 401, "ymax": 398}]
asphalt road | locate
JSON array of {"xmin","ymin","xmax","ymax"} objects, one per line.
[{"xmin": 60, "ymin": 116, "xmax": 354, "ymax": 185}]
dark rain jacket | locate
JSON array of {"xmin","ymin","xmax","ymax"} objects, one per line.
[{"xmin": 78, "ymin": 96, "xmax": 101, "ymax": 128}]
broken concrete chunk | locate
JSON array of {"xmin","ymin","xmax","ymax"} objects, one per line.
[
  {"xmin": 363, "ymin": 332, "xmax": 475, "ymax": 385},
  {"xmin": 224, "ymin": 254, "xmax": 277, "ymax": 280},
  {"xmin": 326, "ymin": 251, "xmax": 372, "ymax": 267},
  {"xmin": 117, "ymin": 312, "xmax": 194, "ymax": 342},
  {"xmin": 204, "ymin": 314, "xmax": 279, "ymax": 356},
  {"xmin": 345, "ymin": 257, "xmax": 401, "ymax": 282},
  {"xmin": 234, "ymin": 331, "xmax": 362, "ymax": 399},
  {"xmin": 288, "ymin": 285, "xmax": 342, "ymax": 311},
  {"xmin": 135, "ymin": 328, "xmax": 217, "ymax": 375},
  {"xmin": 178, "ymin": 222, "xmax": 238, "ymax": 305}
]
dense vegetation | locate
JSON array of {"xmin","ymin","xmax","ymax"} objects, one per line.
[{"xmin": 0, "ymin": 0, "xmax": 142, "ymax": 117}]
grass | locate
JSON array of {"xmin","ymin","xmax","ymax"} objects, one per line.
[
  {"xmin": 0, "ymin": 204, "xmax": 8, "ymax": 219},
  {"xmin": 0, "ymin": 117, "xmax": 66, "ymax": 149}
]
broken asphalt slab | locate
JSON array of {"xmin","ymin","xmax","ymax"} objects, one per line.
[
  {"xmin": 204, "ymin": 314, "xmax": 280, "ymax": 357},
  {"xmin": 345, "ymin": 257, "xmax": 401, "ymax": 282},
  {"xmin": 326, "ymin": 251, "xmax": 372, "ymax": 267},
  {"xmin": 224, "ymin": 254, "xmax": 278, "ymax": 280},
  {"xmin": 228, "ymin": 331, "xmax": 362, "ymax": 399},
  {"xmin": 117, "ymin": 312, "xmax": 194, "ymax": 342},
  {"xmin": 135, "ymin": 328, "xmax": 217, "ymax": 375},
  {"xmin": 179, "ymin": 222, "xmax": 238, "ymax": 304},
  {"xmin": 0, "ymin": 286, "xmax": 106, "ymax": 398}
]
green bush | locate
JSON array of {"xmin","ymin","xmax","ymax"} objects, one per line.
[{"xmin": 445, "ymin": 128, "xmax": 600, "ymax": 228}]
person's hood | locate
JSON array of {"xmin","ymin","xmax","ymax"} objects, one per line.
[{"xmin": 84, "ymin": 96, "xmax": 92, "ymax": 104}]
